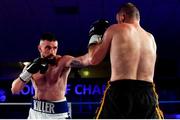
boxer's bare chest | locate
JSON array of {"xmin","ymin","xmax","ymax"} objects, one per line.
[{"xmin": 32, "ymin": 65, "xmax": 61, "ymax": 85}]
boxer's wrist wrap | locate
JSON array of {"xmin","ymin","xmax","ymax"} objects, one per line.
[
  {"xmin": 19, "ymin": 70, "xmax": 32, "ymax": 82},
  {"xmin": 88, "ymin": 34, "xmax": 102, "ymax": 46}
]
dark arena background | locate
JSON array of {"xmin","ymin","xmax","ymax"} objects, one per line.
[{"xmin": 0, "ymin": 0, "xmax": 180, "ymax": 119}]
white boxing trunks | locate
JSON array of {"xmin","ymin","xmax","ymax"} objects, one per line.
[{"xmin": 28, "ymin": 98, "xmax": 70, "ymax": 119}]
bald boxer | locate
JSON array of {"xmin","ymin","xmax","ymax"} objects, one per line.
[
  {"xmin": 70, "ymin": 2, "xmax": 164, "ymax": 119},
  {"xmin": 11, "ymin": 33, "xmax": 73, "ymax": 119}
]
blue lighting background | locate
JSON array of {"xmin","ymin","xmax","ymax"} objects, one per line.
[{"xmin": 0, "ymin": 0, "xmax": 180, "ymax": 119}]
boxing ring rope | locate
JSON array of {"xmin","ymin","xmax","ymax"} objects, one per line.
[
  {"xmin": 0, "ymin": 102, "xmax": 99, "ymax": 105},
  {"xmin": 0, "ymin": 101, "xmax": 180, "ymax": 105},
  {"xmin": 0, "ymin": 102, "xmax": 100, "ymax": 118},
  {"xmin": 0, "ymin": 101, "xmax": 180, "ymax": 119}
]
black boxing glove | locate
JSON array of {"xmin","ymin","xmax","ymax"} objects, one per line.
[
  {"xmin": 43, "ymin": 57, "xmax": 56, "ymax": 65},
  {"xmin": 88, "ymin": 19, "xmax": 110, "ymax": 46},
  {"xmin": 39, "ymin": 57, "xmax": 56, "ymax": 74},
  {"xmin": 19, "ymin": 58, "xmax": 42, "ymax": 82},
  {"xmin": 39, "ymin": 59, "xmax": 49, "ymax": 74}
]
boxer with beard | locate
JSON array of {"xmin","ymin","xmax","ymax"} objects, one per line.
[{"xmin": 11, "ymin": 32, "xmax": 73, "ymax": 119}]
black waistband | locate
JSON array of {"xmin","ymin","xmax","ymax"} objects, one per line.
[
  {"xmin": 31, "ymin": 98, "xmax": 68, "ymax": 114},
  {"xmin": 109, "ymin": 79, "xmax": 154, "ymax": 88}
]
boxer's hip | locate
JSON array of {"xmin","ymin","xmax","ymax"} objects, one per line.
[
  {"xmin": 28, "ymin": 98, "xmax": 70, "ymax": 119},
  {"xmin": 31, "ymin": 97, "xmax": 69, "ymax": 114}
]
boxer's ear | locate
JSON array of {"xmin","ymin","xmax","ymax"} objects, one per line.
[
  {"xmin": 38, "ymin": 45, "xmax": 42, "ymax": 53},
  {"xmin": 116, "ymin": 13, "xmax": 120, "ymax": 23}
]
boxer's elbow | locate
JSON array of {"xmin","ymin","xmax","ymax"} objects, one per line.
[
  {"xmin": 11, "ymin": 86, "xmax": 20, "ymax": 94},
  {"xmin": 88, "ymin": 56, "xmax": 100, "ymax": 65},
  {"xmin": 88, "ymin": 49, "xmax": 102, "ymax": 65}
]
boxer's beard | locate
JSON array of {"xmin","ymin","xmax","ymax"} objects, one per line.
[
  {"xmin": 43, "ymin": 54, "xmax": 56, "ymax": 65},
  {"xmin": 47, "ymin": 54, "xmax": 55, "ymax": 59},
  {"xmin": 43, "ymin": 54, "xmax": 55, "ymax": 59}
]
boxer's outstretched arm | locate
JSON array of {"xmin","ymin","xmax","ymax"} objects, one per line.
[
  {"xmin": 87, "ymin": 19, "xmax": 111, "ymax": 65},
  {"xmin": 71, "ymin": 19, "xmax": 111, "ymax": 67},
  {"xmin": 88, "ymin": 28, "xmax": 112, "ymax": 65},
  {"xmin": 70, "ymin": 54, "xmax": 90, "ymax": 68}
]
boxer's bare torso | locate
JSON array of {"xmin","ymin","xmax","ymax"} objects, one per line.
[
  {"xmin": 11, "ymin": 55, "xmax": 72, "ymax": 101},
  {"xmin": 107, "ymin": 23, "xmax": 156, "ymax": 82},
  {"xmin": 32, "ymin": 55, "xmax": 72, "ymax": 101},
  {"xmin": 86, "ymin": 23, "xmax": 156, "ymax": 83}
]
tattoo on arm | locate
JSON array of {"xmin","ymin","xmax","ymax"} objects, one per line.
[{"xmin": 70, "ymin": 60, "xmax": 85, "ymax": 68}]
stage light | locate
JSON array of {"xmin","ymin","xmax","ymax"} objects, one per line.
[{"xmin": 82, "ymin": 70, "xmax": 90, "ymax": 77}]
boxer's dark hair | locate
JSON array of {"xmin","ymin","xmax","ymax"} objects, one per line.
[
  {"xmin": 117, "ymin": 2, "xmax": 140, "ymax": 20},
  {"xmin": 40, "ymin": 32, "xmax": 57, "ymax": 41}
]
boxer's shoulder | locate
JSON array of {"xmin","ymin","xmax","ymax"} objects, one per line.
[
  {"xmin": 56, "ymin": 55, "xmax": 73, "ymax": 60},
  {"xmin": 56, "ymin": 55, "xmax": 73, "ymax": 67}
]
